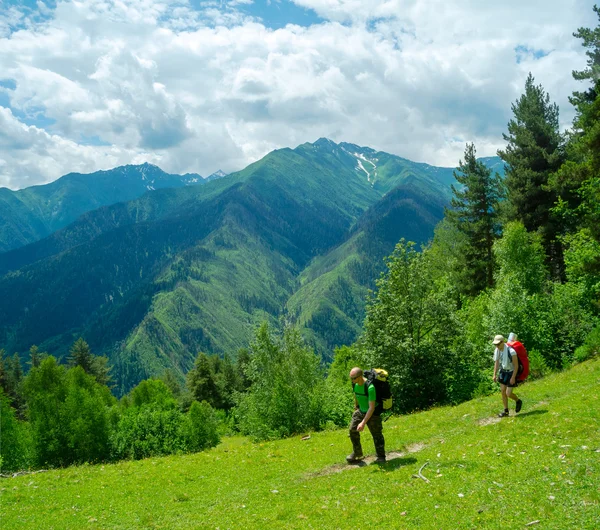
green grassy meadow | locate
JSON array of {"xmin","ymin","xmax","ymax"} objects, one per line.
[{"xmin": 2, "ymin": 359, "xmax": 599, "ymax": 529}]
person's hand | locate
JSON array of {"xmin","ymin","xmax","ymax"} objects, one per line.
[
  {"xmin": 493, "ymin": 374, "xmax": 497, "ymax": 383},
  {"xmin": 357, "ymin": 421, "xmax": 366, "ymax": 432},
  {"xmin": 510, "ymin": 376, "xmax": 516, "ymax": 385}
]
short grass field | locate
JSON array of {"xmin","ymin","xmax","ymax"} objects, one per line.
[{"xmin": 2, "ymin": 359, "xmax": 599, "ymax": 529}]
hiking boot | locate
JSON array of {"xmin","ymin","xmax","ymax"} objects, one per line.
[
  {"xmin": 498, "ymin": 410, "xmax": 509, "ymax": 418},
  {"xmin": 375, "ymin": 456, "xmax": 387, "ymax": 464},
  {"xmin": 346, "ymin": 453, "xmax": 364, "ymax": 463},
  {"xmin": 515, "ymin": 399, "xmax": 523, "ymax": 413}
]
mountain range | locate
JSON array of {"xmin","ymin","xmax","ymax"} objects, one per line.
[
  {"xmin": 0, "ymin": 164, "xmax": 228, "ymax": 253},
  {"xmin": 0, "ymin": 139, "xmax": 503, "ymax": 393}
]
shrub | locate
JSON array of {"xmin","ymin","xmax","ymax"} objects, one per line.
[
  {"xmin": 0, "ymin": 390, "xmax": 33, "ymax": 472},
  {"xmin": 111, "ymin": 405, "xmax": 188, "ymax": 460},
  {"xmin": 574, "ymin": 325, "xmax": 600, "ymax": 363},
  {"xmin": 528, "ymin": 349, "xmax": 550, "ymax": 380},
  {"xmin": 23, "ymin": 358, "xmax": 114, "ymax": 468},
  {"xmin": 183, "ymin": 401, "xmax": 221, "ymax": 451},
  {"xmin": 234, "ymin": 323, "xmax": 327, "ymax": 441}
]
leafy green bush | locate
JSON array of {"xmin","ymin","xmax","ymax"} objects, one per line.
[
  {"xmin": 562, "ymin": 229, "xmax": 600, "ymax": 312},
  {"xmin": 0, "ymin": 390, "xmax": 33, "ymax": 472},
  {"xmin": 234, "ymin": 323, "xmax": 327, "ymax": 441},
  {"xmin": 23, "ymin": 358, "xmax": 115, "ymax": 468},
  {"xmin": 527, "ymin": 349, "xmax": 550, "ymax": 380},
  {"xmin": 321, "ymin": 345, "xmax": 364, "ymax": 427},
  {"xmin": 182, "ymin": 401, "xmax": 221, "ymax": 451},
  {"xmin": 130, "ymin": 378, "xmax": 178, "ymax": 409},
  {"xmin": 362, "ymin": 241, "xmax": 479, "ymax": 412},
  {"xmin": 574, "ymin": 325, "xmax": 600, "ymax": 363},
  {"xmin": 61, "ymin": 367, "xmax": 115, "ymax": 464},
  {"xmin": 111, "ymin": 405, "xmax": 188, "ymax": 460}
]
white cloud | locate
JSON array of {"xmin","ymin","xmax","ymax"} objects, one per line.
[
  {"xmin": 0, "ymin": 106, "xmax": 158, "ymax": 188},
  {"xmin": 0, "ymin": 0, "xmax": 597, "ymax": 189}
]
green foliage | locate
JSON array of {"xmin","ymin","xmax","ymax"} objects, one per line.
[
  {"xmin": 550, "ymin": 8, "xmax": 600, "ymax": 270},
  {"xmin": 562, "ymin": 229, "xmax": 600, "ymax": 311},
  {"xmin": 493, "ymin": 221, "xmax": 548, "ymax": 294},
  {"xmin": 130, "ymin": 379, "xmax": 178, "ymax": 410},
  {"xmin": 111, "ymin": 398, "xmax": 220, "ymax": 460},
  {"xmin": 459, "ymin": 223, "xmax": 596, "ymax": 371},
  {"xmin": 445, "ymin": 143, "xmax": 504, "ymax": 295},
  {"xmin": 4, "ymin": 358, "xmax": 599, "ymax": 530},
  {"xmin": 27, "ymin": 345, "xmax": 46, "ymax": 370},
  {"xmin": 362, "ymin": 240, "xmax": 480, "ymax": 412},
  {"xmin": 0, "ymin": 351, "xmax": 25, "ymax": 417},
  {"xmin": 0, "ymin": 389, "xmax": 32, "ymax": 472},
  {"xmin": 498, "ymin": 73, "xmax": 565, "ymax": 277},
  {"xmin": 527, "ymin": 349, "xmax": 550, "ymax": 380},
  {"xmin": 183, "ymin": 400, "xmax": 221, "ymax": 451},
  {"xmin": 111, "ymin": 406, "xmax": 190, "ymax": 460},
  {"xmin": 186, "ymin": 352, "xmax": 221, "ymax": 409},
  {"xmin": 321, "ymin": 345, "xmax": 365, "ymax": 427},
  {"xmin": 23, "ymin": 357, "xmax": 114, "ymax": 467},
  {"xmin": 234, "ymin": 323, "xmax": 327, "ymax": 440},
  {"xmin": 427, "ymin": 219, "xmax": 469, "ymax": 303},
  {"xmin": 61, "ymin": 367, "xmax": 114, "ymax": 464},
  {"xmin": 23, "ymin": 356, "xmax": 68, "ymax": 467},
  {"xmin": 574, "ymin": 324, "xmax": 600, "ymax": 363},
  {"xmin": 69, "ymin": 338, "xmax": 113, "ymax": 388}
]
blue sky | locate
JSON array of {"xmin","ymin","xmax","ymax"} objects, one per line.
[
  {"xmin": 0, "ymin": 0, "xmax": 596, "ymax": 189},
  {"xmin": 202, "ymin": 0, "xmax": 324, "ymax": 29}
]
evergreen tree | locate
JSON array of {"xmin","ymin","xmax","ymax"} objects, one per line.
[
  {"xmin": 160, "ymin": 368, "xmax": 183, "ymax": 400},
  {"xmin": 0, "ymin": 350, "xmax": 6, "ymax": 394},
  {"xmin": 551, "ymin": 6, "xmax": 600, "ymax": 244},
  {"xmin": 69, "ymin": 338, "xmax": 93, "ymax": 373},
  {"xmin": 214, "ymin": 353, "xmax": 240, "ymax": 410},
  {"xmin": 27, "ymin": 345, "xmax": 46, "ymax": 370},
  {"xmin": 186, "ymin": 352, "xmax": 220, "ymax": 408},
  {"xmin": 235, "ymin": 348, "xmax": 252, "ymax": 391},
  {"xmin": 445, "ymin": 143, "xmax": 504, "ymax": 295},
  {"xmin": 68, "ymin": 338, "xmax": 113, "ymax": 388},
  {"xmin": 498, "ymin": 73, "xmax": 566, "ymax": 278},
  {"xmin": 1, "ymin": 353, "xmax": 25, "ymax": 417}
]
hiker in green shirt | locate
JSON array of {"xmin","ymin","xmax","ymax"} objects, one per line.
[{"xmin": 346, "ymin": 367, "xmax": 386, "ymax": 464}]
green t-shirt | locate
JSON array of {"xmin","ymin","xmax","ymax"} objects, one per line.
[{"xmin": 353, "ymin": 381, "xmax": 376, "ymax": 413}]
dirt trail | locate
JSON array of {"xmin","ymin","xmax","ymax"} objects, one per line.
[{"xmin": 307, "ymin": 444, "xmax": 426, "ymax": 478}]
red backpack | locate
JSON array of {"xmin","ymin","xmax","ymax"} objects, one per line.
[{"xmin": 508, "ymin": 340, "xmax": 529, "ymax": 381}]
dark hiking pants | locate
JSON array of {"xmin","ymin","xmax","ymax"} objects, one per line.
[{"xmin": 349, "ymin": 409, "xmax": 385, "ymax": 458}]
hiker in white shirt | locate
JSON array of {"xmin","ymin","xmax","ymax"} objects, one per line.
[{"xmin": 492, "ymin": 334, "xmax": 523, "ymax": 417}]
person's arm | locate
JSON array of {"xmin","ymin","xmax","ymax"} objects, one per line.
[
  {"xmin": 358, "ymin": 400, "xmax": 376, "ymax": 432},
  {"xmin": 493, "ymin": 352, "xmax": 499, "ymax": 382},
  {"xmin": 354, "ymin": 395, "xmax": 359, "ymax": 410}
]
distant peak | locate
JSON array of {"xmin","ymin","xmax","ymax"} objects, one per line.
[
  {"xmin": 313, "ymin": 138, "xmax": 338, "ymax": 148},
  {"xmin": 206, "ymin": 170, "xmax": 227, "ymax": 181},
  {"xmin": 137, "ymin": 162, "xmax": 161, "ymax": 170}
]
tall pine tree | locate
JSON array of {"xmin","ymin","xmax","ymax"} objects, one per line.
[
  {"xmin": 69, "ymin": 337, "xmax": 113, "ymax": 388},
  {"xmin": 498, "ymin": 73, "xmax": 565, "ymax": 278},
  {"xmin": 552, "ymin": 6, "xmax": 600, "ymax": 244},
  {"xmin": 445, "ymin": 143, "xmax": 504, "ymax": 296}
]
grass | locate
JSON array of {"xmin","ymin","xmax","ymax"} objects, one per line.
[{"xmin": 2, "ymin": 359, "xmax": 599, "ymax": 529}]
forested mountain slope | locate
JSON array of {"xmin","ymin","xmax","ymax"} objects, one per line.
[
  {"xmin": 0, "ymin": 140, "xmax": 502, "ymax": 392},
  {"xmin": 0, "ymin": 163, "xmax": 209, "ymax": 252}
]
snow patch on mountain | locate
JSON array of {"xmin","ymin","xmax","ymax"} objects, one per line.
[{"xmin": 340, "ymin": 145, "xmax": 378, "ymax": 184}]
